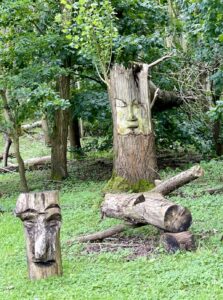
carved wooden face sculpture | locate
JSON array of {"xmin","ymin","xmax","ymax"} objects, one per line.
[
  {"xmin": 15, "ymin": 191, "xmax": 62, "ymax": 280},
  {"xmin": 116, "ymin": 97, "xmax": 151, "ymax": 135},
  {"xmin": 114, "ymin": 67, "xmax": 152, "ymax": 135}
]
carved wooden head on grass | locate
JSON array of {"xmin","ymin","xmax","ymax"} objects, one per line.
[{"xmin": 15, "ymin": 191, "xmax": 62, "ymax": 280}]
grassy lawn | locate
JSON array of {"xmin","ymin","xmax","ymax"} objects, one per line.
[{"xmin": 1, "ymin": 133, "xmax": 223, "ymax": 299}]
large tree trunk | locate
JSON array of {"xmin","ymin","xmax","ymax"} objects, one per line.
[
  {"xmin": 106, "ymin": 64, "xmax": 159, "ymax": 192},
  {"xmin": 51, "ymin": 74, "xmax": 70, "ymax": 180}
]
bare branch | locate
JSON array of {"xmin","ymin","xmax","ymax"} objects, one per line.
[
  {"xmin": 151, "ymin": 88, "xmax": 160, "ymax": 109},
  {"xmin": 147, "ymin": 54, "xmax": 173, "ymax": 69}
]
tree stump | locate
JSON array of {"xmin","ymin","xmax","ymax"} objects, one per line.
[
  {"xmin": 15, "ymin": 191, "xmax": 62, "ymax": 280},
  {"xmin": 160, "ymin": 231, "xmax": 195, "ymax": 252},
  {"xmin": 102, "ymin": 193, "xmax": 192, "ymax": 232}
]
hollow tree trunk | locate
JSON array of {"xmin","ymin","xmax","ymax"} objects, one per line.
[
  {"xmin": 51, "ymin": 75, "xmax": 70, "ymax": 180},
  {"xmin": 106, "ymin": 64, "xmax": 159, "ymax": 192},
  {"xmin": 13, "ymin": 134, "xmax": 29, "ymax": 192},
  {"xmin": 2, "ymin": 133, "xmax": 12, "ymax": 167}
]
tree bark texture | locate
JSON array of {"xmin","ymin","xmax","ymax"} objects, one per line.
[
  {"xmin": 51, "ymin": 74, "xmax": 70, "ymax": 180},
  {"xmin": 108, "ymin": 64, "xmax": 159, "ymax": 187},
  {"xmin": 15, "ymin": 191, "xmax": 62, "ymax": 280},
  {"xmin": 102, "ymin": 193, "xmax": 192, "ymax": 232}
]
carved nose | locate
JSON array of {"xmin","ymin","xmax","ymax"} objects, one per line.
[
  {"xmin": 127, "ymin": 104, "xmax": 137, "ymax": 121},
  {"xmin": 34, "ymin": 229, "xmax": 47, "ymax": 261}
]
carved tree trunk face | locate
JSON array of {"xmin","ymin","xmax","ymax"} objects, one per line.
[
  {"xmin": 15, "ymin": 191, "xmax": 62, "ymax": 280},
  {"xmin": 107, "ymin": 64, "xmax": 159, "ymax": 188},
  {"xmin": 112, "ymin": 65, "xmax": 152, "ymax": 135}
]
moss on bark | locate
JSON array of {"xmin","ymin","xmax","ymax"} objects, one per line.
[{"xmin": 103, "ymin": 173, "xmax": 155, "ymax": 193}]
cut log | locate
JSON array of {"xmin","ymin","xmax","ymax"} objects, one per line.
[
  {"xmin": 160, "ymin": 231, "xmax": 195, "ymax": 252},
  {"xmin": 15, "ymin": 191, "xmax": 62, "ymax": 280},
  {"xmin": 150, "ymin": 165, "xmax": 204, "ymax": 196},
  {"xmin": 102, "ymin": 193, "xmax": 192, "ymax": 232},
  {"xmin": 67, "ymin": 223, "xmax": 143, "ymax": 244}
]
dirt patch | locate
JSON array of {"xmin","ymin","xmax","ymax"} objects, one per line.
[{"xmin": 82, "ymin": 235, "xmax": 159, "ymax": 260}]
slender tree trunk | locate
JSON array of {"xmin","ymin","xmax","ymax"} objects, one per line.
[
  {"xmin": 3, "ymin": 133, "xmax": 12, "ymax": 167},
  {"xmin": 105, "ymin": 64, "xmax": 159, "ymax": 192},
  {"xmin": 41, "ymin": 116, "xmax": 51, "ymax": 147},
  {"xmin": 13, "ymin": 133, "xmax": 29, "ymax": 192},
  {"xmin": 213, "ymin": 120, "xmax": 223, "ymax": 156},
  {"xmin": 51, "ymin": 75, "xmax": 70, "ymax": 180}
]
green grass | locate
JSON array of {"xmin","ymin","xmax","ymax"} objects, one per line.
[{"xmin": 1, "ymin": 133, "xmax": 223, "ymax": 299}]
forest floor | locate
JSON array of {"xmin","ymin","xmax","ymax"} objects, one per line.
[{"xmin": 0, "ymin": 132, "xmax": 223, "ymax": 300}]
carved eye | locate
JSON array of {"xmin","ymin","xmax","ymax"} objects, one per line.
[
  {"xmin": 116, "ymin": 99, "xmax": 127, "ymax": 107},
  {"xmin": 24, "ymin": 220, "xmax": 35, "ymax": 228},
  {"xmin": 48, "ymin": 220, "xmax": 59, "ymax": 227}
]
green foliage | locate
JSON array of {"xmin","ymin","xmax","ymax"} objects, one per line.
[
  {"xmin": 82, "ymin": 136, "xmax": 112, "ymax": 153},
  {"xmin": 63, "ymin": 0, "xmax": 118, "ymax": 78},
  {"xmin": 208, "ymin": 100, "xmax": 223, "ymax": 121},
  {"xmin": 154, "ymin": 108, "xmax": 213, "ymax": 154},
  {"xmin": 112, "ymin": 0, "xmax": 168, "ymax": 63},
  {"xmin": 72, "ymin": 90, "xmax": 112, "ymax": 137}
]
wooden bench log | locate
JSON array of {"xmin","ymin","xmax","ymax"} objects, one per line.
[{"xmin": 102, "ymin": 193, "xmax": 192, "ymax": 232}]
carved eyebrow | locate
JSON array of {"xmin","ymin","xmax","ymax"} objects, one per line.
[
  {"xmin": 116, "ymin": 98, "xmax": 127, "ymax": 103},
  {"xmin": 45, "ymin": 204, "xmax": 60, "ymax": 210},
  {"xmin": 46, "ymin": 212, "xmax": 61, "ymax": 221},
  {"xmin": 21, "ymin": 208, "xmax": 38, "ymax": 214}
]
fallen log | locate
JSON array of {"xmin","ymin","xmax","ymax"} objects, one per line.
[
  {"xmin": 160, "ymin": 231, "xmax": 195, "ymax": 252},
  {"xmin": 67, "ymin": 223, "xmax": 143, "ymax": 244},
  {"xmin": 203, "ymin": 187, "xmax": 223, "ymax": 195},
  {"xmin": 150, "ymin": 165, "xmax": 204, "ymax": 196},
  {"xmin": 0, "ymin": 156, "xmax": 51, "ymax": 173},
  {"xmin": 21, "ymin": 121, "xmax": 42, "ymax": 131},
  {"xmin": 102, "ymin": 193, "xmax": 192, "ymax": 232}
]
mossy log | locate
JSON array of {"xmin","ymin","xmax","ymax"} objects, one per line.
[{"xmin": 102, "ymin": 193, "xmax": 192, "ymax": 232}]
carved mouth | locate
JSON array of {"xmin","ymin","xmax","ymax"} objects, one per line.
[
  {"xmin": 33, "ymin": 260, "xmax": 56, "ymax": 267},
  {"xmin": 127, "ymin": 122, "xmax": 139, "ymax": 129}
]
